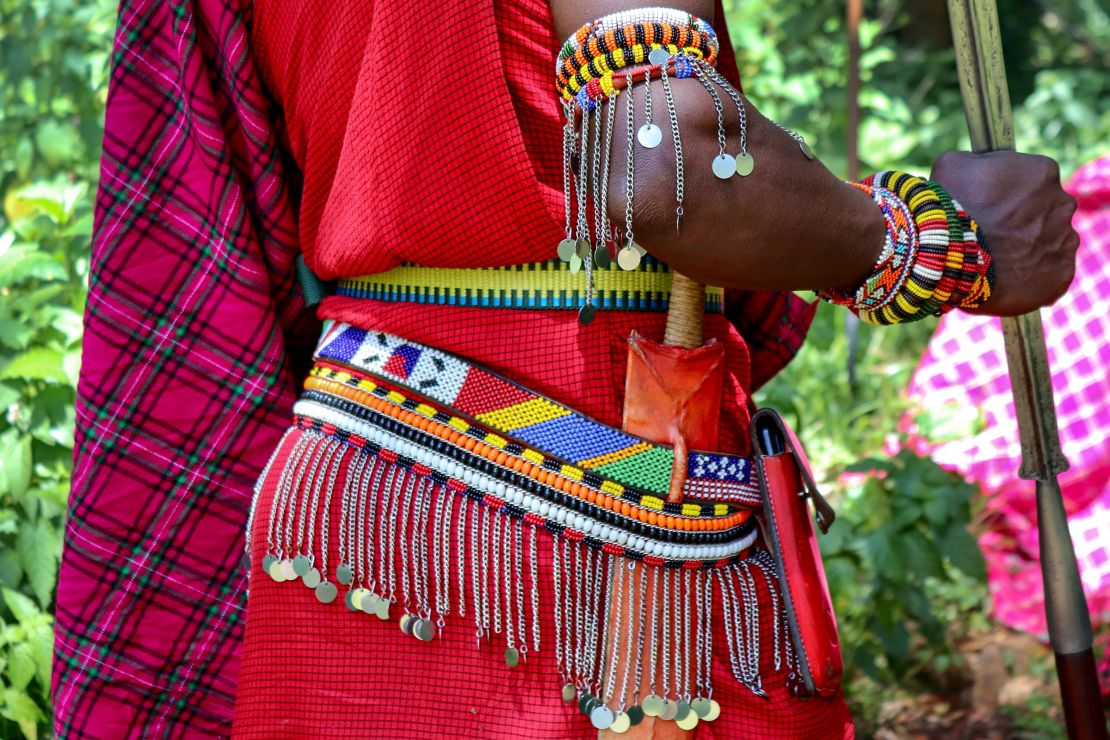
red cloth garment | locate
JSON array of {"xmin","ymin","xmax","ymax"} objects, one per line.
[{"xmin": 55, "ymin": 0, "xmax": 825, "ymax": 735}]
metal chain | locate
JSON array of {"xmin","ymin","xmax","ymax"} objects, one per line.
[{"xmin": 658, "ymin": 60, "xmax": 685, "ymax": 232}]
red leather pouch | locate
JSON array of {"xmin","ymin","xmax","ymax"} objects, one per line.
[{"xmin": 751, "ymin": 407, "xmax": 843, "ymax": 697}]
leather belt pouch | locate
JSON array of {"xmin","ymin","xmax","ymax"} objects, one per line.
[{"xmin": 751, "ymin": 407, "xmax": 843, "ymax": 697}]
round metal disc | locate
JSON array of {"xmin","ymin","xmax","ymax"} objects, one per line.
[
  {"xmin": 557, "ymin": 238, "xmax": 577, "ymax": 262},
  {"xmin": 626, "ymin": 705, "xmax": 645, "ymax": 725},
  {"xmin": 314, "ymin": 581, "xmax": 337, "ymax": 604},
  {"xmin": 302, "ymin": 567, "xmax": 321, "ymax": 589},
  {"xmin": 504, "ymin": 647, "xmax": 520, "ymax": 668},
  {"xmin": 335, "ymin": 563, "xmax": 353, "ymax": 585},
  {"xmin": 799, "ymin": 140, "xmax": 816, "ymax": 160},
  {"xmin": 609, "ymin": 711, "xmax": 631, "ymax": 734},
  {"xmin": 267, "ymin": 560, "xmax": 285, "ymax": 582},
  {"xmin": 637, "ymin": 123, "xmax": 663, "ymax": 149},
  {"xmin": 590, "ymin": 705, "xmax": 615, "ymax": 730},
  {"xmin": 575, "ymin": 238, "xmax": 591, "ymax": 259},
  {"xmin": 399, "ymin": 614, "xmax": 414, "ymax": 635},
  {"xmin": 578, "ymin": 694, "xmax": 596, "ymax": 715},
  {"xmin": 344, "ymin": 590, "xmax": 357, "ymax": 611},
  {"xmin": 561, "ymin": 683, "xmax": 577, "ymax": 703},
  {"xmin": 735, "ymin": 152, "xmax": 756, "ymax": 177},
  {"xmin": 568, "ymin": 253, "xmax": 582, "ymax": 274},
  {"xmin": 375, "ymin": 597, "xmax": 391, "ymax": 620},
  {"xmin": 261, "ymin": 554, "xmax": 277, "ymax": 573},
  {"xmin": 350, "ymin": 588, "xmax": 366, "ymax": 611},
  {"xmin": 648, "ymin": 48, "xmax": 670, "ymax": 66},
  {"xmin": 616, "ymin": 246, "xmax": 641, "ymax": 271},
  {"xmin": 360, "ymin": 593, "xmax": 378, "ymax": 615},
  {"xmin": 593, "ymin": 245, "xmax": 610, "ymax": 269},
  {"xmin": 691, "ymin": 698, "xmax": 712, "ymax": 719},
  {"xmin": 641, "ymin": 694, "xmax": 664, "ymax": 717},
  {"xmin": 415, "ymin": 619, "xmax": 435, "ymax": 642},
  {"xmin": 712, "ymin": 153, "xmax": 737, "ymax": 179},
  {"xmin": 291, "ymin": 555, "xmax": 310, "ymax": 577},
  {"xmin": 659, "ymin": 700, "xmax": 678, "ymax": 720},
  {"xmin": 676, "ymin": 710, "xmax": 700, "ymax": 731},
  {"xmin": 703, "ymin": 699, "xmax": 721, "ymax": 722},
  {"xmin": 675, "ymin": 702, "xmax": 691, "ymax": 721},
  {"xmin": 279, "ymin": 559, "xmax": 296, "ymax": 581},
  {"xmin": 577, "ymin": 304, "xmax": 596, "ymax": 326}
]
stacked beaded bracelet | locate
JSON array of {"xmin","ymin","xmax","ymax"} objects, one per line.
[
  {"xmin": 820, "ymin": 171, "xmax": 995, "ymax": 324},
  {"xmin": 555, "ymin": 7, "xmax": 815, "ymax": 325}
]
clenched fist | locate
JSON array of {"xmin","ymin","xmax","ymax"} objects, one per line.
[{"xmin": 931, "ymin": 150, "xmax": 1080, "ymax": 317}]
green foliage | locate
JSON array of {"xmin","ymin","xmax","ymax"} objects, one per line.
[
  {"xmin": 726, "ymin": 0, "xmax": 1110, "ymax": 178},
  {"xmin": 0, "ymin": 0, "xmax": 114, "ymax": 736}
]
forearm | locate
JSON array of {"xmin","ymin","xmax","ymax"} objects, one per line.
[{"xmin": 552, "ymin": 1, "xmax": 885, "ymax": 294}]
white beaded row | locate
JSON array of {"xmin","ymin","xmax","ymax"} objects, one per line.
[{"xmin": 295, "ymin": 399, "xmax": 758, "ymax": 562}]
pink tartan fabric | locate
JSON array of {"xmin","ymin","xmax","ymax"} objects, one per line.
[{"xmin": 906, "ymin": 156, "xmax": 1110, "ymax": 686}]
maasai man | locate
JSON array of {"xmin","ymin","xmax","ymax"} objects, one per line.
[{"xmin": 54, "ymin": 0, "xmax": 1079, "ymax": 737}]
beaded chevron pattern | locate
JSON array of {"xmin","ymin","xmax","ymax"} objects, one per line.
[
  {"xmin": 314, "ymin": 323, "xmax": 761, "ymax": 506},
  {"xmin": 334, "ymin": 258, "xmax": 724, "ymax": 313}
]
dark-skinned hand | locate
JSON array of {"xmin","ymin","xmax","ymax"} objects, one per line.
[{"xmin": 931, "ymin": 150, "xmax": 1080, "ymax": 316}]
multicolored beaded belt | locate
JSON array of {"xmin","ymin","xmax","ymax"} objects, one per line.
[
  {"xmin": 334, "ymin": 257, "xmax": 725, "ymax": 313},
  {"xmin": 248, "ymin": 323, "xmax": 786, "ymax": 731},
  {"xmin": 314, "ymin": 322, "xmax": 759, "ymax": 506}
]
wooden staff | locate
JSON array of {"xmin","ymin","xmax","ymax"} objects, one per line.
[{"xmin": 946, "ymin": 2, "xmax": 1108, "ymax": 737}]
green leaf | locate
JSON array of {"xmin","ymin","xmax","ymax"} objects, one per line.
[
  {"xmin": 1, "ymin": 687, "xmax": 43, "ymax": 740},
  {"xmin": 0, "ymin": 347, "xmax": 67, "ymax": 383},
  {"xmin": 0, "ymin": 246, "xmax": 68, "ymax": 288},
  {"xmin": 0, "ymin": 432, "xmax": 33, "ymax": 500},
  {"xmin": 0, "ymin": 551, "xmax": 24, "ymax": 588},
  {"xmin": 0, "ymin": 320, "xmax": 36, "ymax": 351},
  {"xmin": 2, "ymin": 589, "xmax": 40, "ymax": 627},
  {"xmin": 7, "ymin": 641, "xmax": 35, "ymax": 691},
  {"xmin": 941, "ymin": 523, "xmax": 987, "ymax": 582},
  {"xmin": 28, "ymin": 623, "xmax": 53, "ymax": 697},
  {"xmin": 17, "ymin": 520, "xmax": 58, "ymax": 608}
]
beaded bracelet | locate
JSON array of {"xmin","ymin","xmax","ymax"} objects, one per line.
[
  {"xmin": 554, "ymin": 7, "xmax": 815, "ymax": 325},
  {"xmin": 820, "ymin": 172, "xmax": 995, "ymax": 324}
]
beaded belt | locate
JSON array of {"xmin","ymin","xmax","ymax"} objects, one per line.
[
  {"xmin": 249, "ymin": 323, "xmax": 783, "ymax": 729},
  {"xmin": 334, "ymin": 257, "xmax": 725, "ymax": 313}
]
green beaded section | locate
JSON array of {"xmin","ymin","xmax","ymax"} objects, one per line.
[{"xmin": 594, "ymin": 446, "xmax": 675, "ymax": 493}]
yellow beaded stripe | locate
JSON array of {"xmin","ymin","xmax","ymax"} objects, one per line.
[{"xmin": 335, "ymin": 259, "xmax": 725, "ymax": 313}]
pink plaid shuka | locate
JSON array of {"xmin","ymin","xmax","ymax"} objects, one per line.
[{"xmin": 907, "ymin": 155, "xmax": 1110, "ymax": 689}]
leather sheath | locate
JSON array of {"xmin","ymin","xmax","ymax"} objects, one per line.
[{"xmin": 751, "ymin": 408, "xmax": 843, "ymax": 697}]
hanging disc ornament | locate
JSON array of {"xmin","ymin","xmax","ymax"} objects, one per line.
[
  {"xmin": 637, "ymin": 123, "xmax": 663, "ymax": 149},
  {"xmin": 594, "ymin": 245, "xmax": 611, "ymax": 269},
  {"xmin": 335, "ymin": 563, "xmax": 353, "ymax": 585},
  {"xmin": 557, "ymin": 238, "xmax": 577, "ymax": 261},
  {"xmin": 578, "ymin": 303, "xmax": 596, "ymax": 325},
  {"xmin": 712, "ymin": 153, "xmax": 737, "ymax": 179},
  {"xmin": 569, "ymin": 253, "xmax": 582, "ymax": 274},
  {"xmin": 617, "ymin": 245, "xmax": 641, "ymax": 271},
  {"xmin": 799, "ymin": 139, "xmax": 816, "ymax": 159},
  {"xmin": 609, "ymin": 711, "xmax": 631, "ymax": 734},
  {"xmin": 302, "ymin": 567, "xmax": 321, "ymax": 589},
  {"xmin": 641, "ymin": 694, "xmax": 664, "ymax": 717},
  {"xmin": 648, "ymin": 47, "xmax": 671, "ymax": 66},
  {"xmin": 561, "ymin": 684, "xmax": 576, "ymax": 703},
  {"xmin": 735, "ymin": 152, "xmax": 755, "ymax": 177},
  {"xmin": 292, "ymin": 555, "xmax": 310, "ymax": 577},
  {"xmin": 314, "ymin": 581, "xmax": 337, "ymax": 604},
  {"xmin": 589, "ymin": 705, "xmax": 615, "ymax": 730}
]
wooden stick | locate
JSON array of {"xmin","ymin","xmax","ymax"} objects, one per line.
[{"xmin": 663, "ymin": 272, "xmax": 705, "ymax": 349}]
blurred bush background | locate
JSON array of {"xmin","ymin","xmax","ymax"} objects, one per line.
[{"xmin": 0, "ymin": 0, "xmax": 1106, "ymax": 736}]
